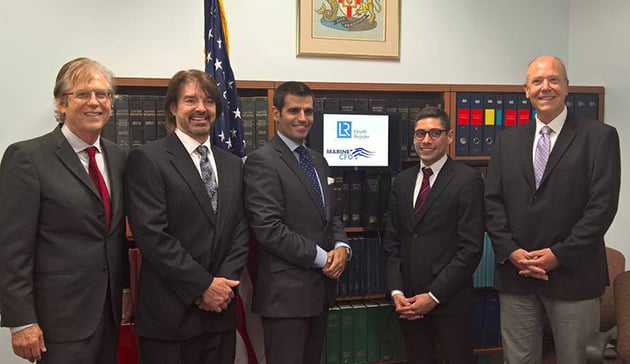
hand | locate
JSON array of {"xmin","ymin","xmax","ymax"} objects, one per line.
[
  {"xmin": 121, "ymin": 290, "xmax": 133, "ymax": 324},
  {"xmin": 392, "ymin": 294, "xmax": 422, "ymax": 320},
  {"xmin": 509, "ymin": 248, "xmax": 549, "ymax": 280},
  {"xmin": 322, "ymin": 247, "xmax": 348, "ymax": 279},
  {"xmin": 396, "ymin": 293, "xmax": 437, "ymax": 320},
  {"xmin": 11, "ymin": 324, "xmax": 46, "ymax": 362},
  {"xmin": 197, "ymin": 277, "xmax": 239, "ymax": 312},
  {"xmin": 518, "ymin": 248, "xmax": 559, "ymax": 280}
]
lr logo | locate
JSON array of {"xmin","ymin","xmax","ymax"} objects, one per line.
[{"xmin": 337, "ymin": 121, "xmax": 352, "ymax": 138}]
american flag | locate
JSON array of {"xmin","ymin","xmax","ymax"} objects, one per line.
[
  {"xmin": 204, "ymin": 0, "xmax": 246, "ymax": 157},
  {"xmin": 204, "ymin": 2, "xmax": 265, "ymax": 363}
]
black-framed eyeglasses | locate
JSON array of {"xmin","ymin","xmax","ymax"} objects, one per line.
[
  {"xmin": 414, "ymin": 128, "xmax": 448, "ymax": 140},
  {"xmin": 62, "ymin": 89, "xmax": 112, "ymax": 102}
]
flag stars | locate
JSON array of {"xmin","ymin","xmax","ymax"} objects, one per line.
[
  {"xmin": 230, "ymin": 128, "xmax": 237, "ymax": 138},
  {"xmin": 233, "ymin": 107, "xmax": 241, "ymax": 119},
  {"xmin": 206, "ymin": 52, "xmax": 212, "ymax": 64},
  {"xmin": 225, "ymin": 138, "xmax": 232, "ymax": 149},
  {"xmin": 217, "ymin": 39, "xmax": 223, "ymax": 49},
  {"xmin": 218, "ymin": 130, "xmax": 225, "ymax": 142},
  {"xmin": 214, "ymin": 59, "xmax": 223, "ymax": 71},
  {"xmin": 207, "ymin": 28, "xmax": 213, "ymax": 39}
]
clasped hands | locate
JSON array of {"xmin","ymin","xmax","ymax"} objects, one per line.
[
  {"xmin": 322, "ymin": 247, "xmax": 348, "ymax": 279},
  {"xmin": 195, "ymin": 277, "xmax": 239, "ymax": 312},
  {"xmin": 393, "ymin": 293, "xmax": 437, "ymax": 321},
  {"xmin": 509, "ymin": 248, "xmax": 560, "ymax": 280}
]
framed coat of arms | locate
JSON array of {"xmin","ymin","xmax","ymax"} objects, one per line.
[{"xmin": 297, "ymin": 0, "xmax": 400, "ymax": 59}]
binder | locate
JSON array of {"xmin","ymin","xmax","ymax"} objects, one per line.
[
  {"xmin": 455, "ymin": 93, "xmax": 471, "ymax": 156},
  {"xmin": 494, "ymin": 93, "xmax": 504, "ymax": 137},
  {"xmin": 564, "ymin": 93, "xmax": 575, "ymax": 114},
  {"xmin": 469, "ymin": 93, "xmax": 484, "ymax": 156},
  {"xmin": 517, "ymin": 93, "xmax": 532, "ymax": 124},
  {"xmin": 503, "ymin": 93, "xmax": 518, "ymax": 131},
  {"xmin": 574, "ymin": 93, "xmax": 599, "ymax": 120},
  {"xmin": 482, "ymin": 93, "xmax": 496, "ymax": 156}
]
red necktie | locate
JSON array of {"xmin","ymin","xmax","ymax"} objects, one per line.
[
  {"xmin": 413, "ymin": 167, "xmax": 433, "ymax": 218},
  {"xmin": 87, "ymin": 146, "xmax": 111, "ymax": 229}
]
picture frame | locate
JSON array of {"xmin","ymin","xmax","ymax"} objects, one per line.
[{"xmin": 297, "ymin": 0, "xmax": 400, "ymax": 60}]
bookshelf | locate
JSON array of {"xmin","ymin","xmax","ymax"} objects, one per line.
[{"xmin": 113, "ymin": 78, "xmax": 604, "ymax": 364}]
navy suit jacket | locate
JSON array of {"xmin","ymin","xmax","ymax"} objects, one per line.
[
  {"xmin": 125, "ymin": 132, "xmax": 249, "ymax": 340},
  {"xmin": 0, "ymin": 125, "xmax": 128, "ymax": 342},
  {"xmin": 244, "ymin": 135, "xmax": 347, "ymax": 318},
  {"xmin": 485, "ymin": 112, "xmax": 621, "ymax": 300},
  {"xmin": 384, "ymin": 157, "xmax": 484, "ymax": 315}
]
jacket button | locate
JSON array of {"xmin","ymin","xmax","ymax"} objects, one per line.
[
  {"xmin": 102, "ymin": 267, "xmax": 109, "ymax": 272},
  {"xmin": 412, "ymin": 233, "xmax": 418, "ymax": 239}
]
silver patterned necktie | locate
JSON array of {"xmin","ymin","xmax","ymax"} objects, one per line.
[
  {"xmin": 197, "ymin": 145, "xmax": 218, "ymax": 212},
  {"xmin": 533, "ymin": 126, "xmax": 551, "ymax": 189}
]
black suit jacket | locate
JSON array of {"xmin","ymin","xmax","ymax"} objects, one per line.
[
  {"xmin": 0, "ymin": 125, "xmax": 128, "ymax": 342},
  {"xmin": 125, "ymin": 133, "xmax": 249, "ymax": 340},
  {"xmin": 384, "ymin": 157, "xmax": 484, "ymax": 315},
  {"xmin": 485, "ymin": 112, "xmax": 621, "ymax": 300},
  {"xmin": 243, "ymin": 135, "xmax": 347, "ymax": 318}
]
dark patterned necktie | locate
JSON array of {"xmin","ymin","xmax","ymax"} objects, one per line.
[
  {"xmin": 87, "ymin": 146, "xmax": 111, "ymax": 229},
  {"xmin": 414, "ymin": 167, "xmax": 433, "ymax": 218},
  {"xmin": 295, "ymin": 145, "xmax": 325, "ymax": 212},
  {"xmin": 197, "ymin": 145, "xmax": 218, "ymax": 212}
]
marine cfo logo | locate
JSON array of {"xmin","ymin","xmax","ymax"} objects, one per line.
[{"xmin": 337, "ymin": 121, "xmax": 352, "ymax": 138}]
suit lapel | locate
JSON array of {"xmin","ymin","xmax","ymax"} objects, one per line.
[
  {"xmin": 272, "ymin": 137, "xmax": 326, "ymax": 221},
  {"xmin": 53, "ymin": 127, "xmax": 101, "ymax": 200},
  {"xmin": 166, "ymin": 134, "xmax": 217, "ymax": 226},
  {"xmin": 518, "ymin": 122, "xmax": 537, "ymax": 192},
  {"xmin": 415, "ymin": 158, "xmax": 455, "ymax": 225},
  {"xmin": 538, "ymin": 114, "xmax": 577, "ymax": 189}
]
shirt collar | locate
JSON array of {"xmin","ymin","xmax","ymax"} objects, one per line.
[
  {"xmin": 420, "ymin": 153, "xmax": 447, "ymax": 175},
  {"xmin": 535, "ymin": 105, "xmax": 567, "ymax": 135},
  {"xmin": 174, "ymin": 128, "xmax": 212, "ymax": 156},
  {"xmin": 61, "ymin": 123, "xmax": 101, "ymax": 153},
  {"xmin": 277, "ymin": 131, "xmax": 302, "ymax": 152}
]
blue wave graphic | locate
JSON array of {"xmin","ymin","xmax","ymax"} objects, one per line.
[{"xmin": 351, "ymin": 148, "xmax": 376, "ymax": 159}]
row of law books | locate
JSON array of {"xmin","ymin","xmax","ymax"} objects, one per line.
[
  {"xmin": 337, "ymin": 236, "xmax": 385, "ymax": 298},
  {"xmin": 472, "ymin": 290, "xmax": 501, "ymax": 349},
  {"xmin": 323, "ymin": 300, "xmax": 405, "ymax": 364},
  {"xmin": 240, "ymin": 96, "xmax": 269, "ymax": 153},
  {"xmin": 456, "ymin": 92, "xmax": 599, "ymax": 157},
  {"xmin": 103, "ymin": 95, "xmax": 167, "ymax": 152},
  {"xmin": 313, "ymin": 94, "xmax": 444, "ymax": 158},
  {"xmin": 331, "ymin": 169, "xmax": 392, "ymax": 231}
]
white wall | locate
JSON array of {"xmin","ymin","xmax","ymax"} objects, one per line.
[
  {"xmin": 2, "ymin": 0, "xmax": 627, "ymax": 362},
  {"xmin": 568, "ymin": 0, "xmax": 630, "ymax": 264}
]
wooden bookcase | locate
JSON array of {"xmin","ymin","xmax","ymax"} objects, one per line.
[{"xmin": 114, "ymin": 77, "xmax": 604, "ymax": 364}]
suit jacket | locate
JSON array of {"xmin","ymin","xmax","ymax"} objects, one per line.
[
  {"xmin": 243, "ymin": 135, "xmax": 347, "ymax": 318},
  {"xmin": 384, "ymin": 157, "xmax": 484, "ymax": 315},
  {"xmin": 485, "ymin": 112, "xmax": 621, "ymax": 300},
  {"xmin": 0, "ymin": 125, "xmax": 128, "ymax": 343},
  {"xmin": 125, "ymin": 132, "xmax": 249, "ymax": 340}
]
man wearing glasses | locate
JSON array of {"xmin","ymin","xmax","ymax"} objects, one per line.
[
  {"xmin": 384, "ymin": 106, "xmax": 484, "ymax": 363},
  {"xmin": 0, "ymin": 57, "xmax": 130, "ymax": 363}
]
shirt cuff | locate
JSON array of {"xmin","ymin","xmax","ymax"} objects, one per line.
[
  {"xmin": 313, "ymin": 245, "xmax": 328, "ymax": 268},
  {"xmin": 10, "ymin": 324, "xmax": 34, "ymax": 334},
  {"xmin": 390, "ymin": 290, "xmax": 404, "ymax": 297},
  {"xmin": 428, "ymin": 291, "xmax": 440, "ymax": 304}
]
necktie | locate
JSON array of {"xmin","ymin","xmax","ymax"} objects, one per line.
[
  {"xmin": 414, "ymin": 167, "xmax": 433, "ymax": 218},
  {"xmin": 534, "ymin": 126, "xmax": 551, "ymax": 189},
  {"xmin": 197, "ymin": 145, "xmax": 218, "ymax": 212},
  {"xmin": 295, "ymin": 146, "xmax": 325, "ymax": 212},
  {"xmin": 87, "ymin": 146, "xmax": 111, "ymax": 229}
]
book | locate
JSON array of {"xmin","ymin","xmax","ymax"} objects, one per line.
[
  {"xmin": 362, "ymin": 171, "xmax": 381, "ymax": 231},
  {"xmin": 240, "ymin": 97, "xmax": 256, "ymax": 153},
  {"xmin": 456, "ymin": 93, "xmax": 471, "ymax": 156},
  {"xmin": 326, "ymin": 305, "xmax": 342, "ymax": 364},
  {"xmin": 141, "ymin": 95, "xmax": 157, "ymax": 144},
  {"xmin": 254, "ymin": 97, "xmax": 268, "ymax": 148},
  {"xmin": 114, "ymin": 95, "xmax": 130, "ymax": 152},
  {"xmin": 350, "ymin": 302, "xmax": 368, "ymax": 363},
  {"xmin": 469, "ymin": 93, "xmax": 484, "ymax": 156},
  {"xmin": 128, "ymin": 95, "xmax": 144, "ymax": 149},
  {"xmin": 339, "ymin": 303, "xmax": 354, "ymax": 364}
]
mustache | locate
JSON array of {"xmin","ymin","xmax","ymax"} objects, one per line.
[{"xmin": 191, "ymin": 112, "xmax": 208, "ymax": 118}]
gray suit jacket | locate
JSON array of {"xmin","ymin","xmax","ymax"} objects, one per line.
[
  {"xmin": 0, "ymin": 125, "xmax": 128, "ymax": 343},
  {"xmin": 244, "ymin": 135, "xmax": 347, "ymax": 318},
  {"xmin": 125, "ymin": 132, "xmax": 249, "ymax": 340},
  {"xmin": 384, "ymin": 158, "xmax": 484, "ymax": 315},
  {"xmin": 485, "ymin": 112, "xmax": 621, "ymax": 300}
]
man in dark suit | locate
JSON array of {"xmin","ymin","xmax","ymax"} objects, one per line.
[
  {"xmin": 125, "ymin": 70, "xmax": 249, "ymax": 364},
  {"xmin": 384, "ymin": 106, "xmax": 484, "ymax": 363},
  {"xmin": 485, "ymin": 56, "xmax": 621, "ymax": 363},
  {"xmin": 0, "ymin": 57, "xmax": 130, "ymax": 364},
  {"xmin": 243, "ymin": 81, "xmax": 350, "ymax": 364}
]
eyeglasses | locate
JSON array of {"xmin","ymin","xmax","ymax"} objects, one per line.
[
  {"xmin": 414, "ymin": 128, "xmax": 448, "ymax": 140},
  {"xmin": 62, "ymin": 89, "xmax": 112, "ymax": 102}
]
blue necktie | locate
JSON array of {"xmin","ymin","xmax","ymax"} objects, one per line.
[
  {"xmin": 295, "ymin": 146, "xmax": 325, "ymax": 212},
  {"xmin": 197, "ymin": 145, "xmax": 218, "ymax": 212}
]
